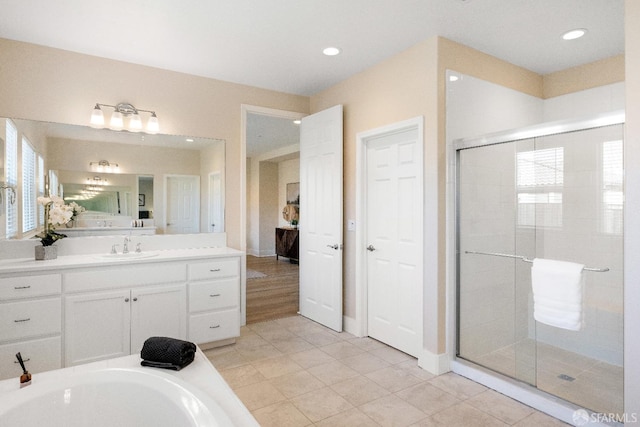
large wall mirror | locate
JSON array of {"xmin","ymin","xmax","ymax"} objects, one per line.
[{"xmin": 1, "ymin": 117, "xmax": 225, "ymax": 238}]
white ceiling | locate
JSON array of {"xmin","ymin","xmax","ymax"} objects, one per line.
[
  {"xmin": 246, "ymin": 113, "xmax": 300, "ymax": 158},
  {"xmin": 0, "ymin": 0, "xmax": 624, "ymax": 97}
]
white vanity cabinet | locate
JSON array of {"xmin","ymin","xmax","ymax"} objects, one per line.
[
  {"xmin": 187, "ymin": 257, "xmax": 241, "ymax": 345},
  {"xmin": 0, "ymin": 274, "xmax": 63, "ymax": 380},
  {"xmin": 0, "ymin": 242, "xmax": 243, "ymax": 377},
  {"xmin": 63, "ymin": 263, "xmax": 188, "ymax": 367}
]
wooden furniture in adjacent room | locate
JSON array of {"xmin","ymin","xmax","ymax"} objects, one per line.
[{"xmin": 275, "ymin": 227, "xmax": 299, "ymax": 263}]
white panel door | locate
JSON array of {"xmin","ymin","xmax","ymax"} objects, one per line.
[
  {"xmin": 208, "ymin": 172, "xmax": 224, "ymax": 232},
  {"xmin": 166, "ymin": 175, "xmax": 200, "ymax": 234},
  {"xmin": 299, "ymin": 105, "xmax": 343, "ymax": 331},
  {"xmin": 366, "ymin": 125, "xmax": 423, "ymax": 357}
]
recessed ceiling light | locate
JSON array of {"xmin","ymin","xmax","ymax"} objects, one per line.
[
  {"xmin": 562, "ymin": 28, "xmax": 587, "ymax": 40},
  {"xmin": 449, "ymin": 75, "xmax": 459, "ymax": 82},
  {"xmin": 186, "ymin": 138, "xmax": 194, "ymax": 142},
  {"xmin": 323, "ymin": 47, "xmax": 341, "ymax": 56},
  {"xmin": 293, "ymin": 119, "xmax": 301, "ymax": 125}
]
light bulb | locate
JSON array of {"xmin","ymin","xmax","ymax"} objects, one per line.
[
  {"xmin": 147, "ymin": 113, "xmax": 159, "ymax": 133},
  {"xmin": 129, "ymin": 113, "xmax": 142, "ymax": 131},
  {"xmin": 90, "ymin": 105, "xmax": 104, "ymax": 127},
  {"xmin": 110, "ymin": 111, "xmax": 124, "ymax": 130}
]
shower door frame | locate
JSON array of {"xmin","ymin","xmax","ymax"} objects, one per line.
[{"xmin": 450, "ymin": 110, "xmax": 625, "ymax": 424}]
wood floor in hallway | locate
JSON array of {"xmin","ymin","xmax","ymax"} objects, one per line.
[{"xmin": 246, "ymin": 255, "xmax": 299, "ymax": 324}]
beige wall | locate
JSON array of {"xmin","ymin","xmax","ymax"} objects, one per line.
[
  {"xmin": 0, "ymin": 38, "xmax": 309, "ymax": 249},
  {"xmin": 259, "ymin": 162, "xmax": 279, "ymax": 255},
  {"xmin": 543, "ymin": 54, "xmax": 625, "ymax": 99}
]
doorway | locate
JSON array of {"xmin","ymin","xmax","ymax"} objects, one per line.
[
  {"xmin": 356, "ymin": 117, "xmax": 424, "ymax": 357},
  {"xmin": 241, "ymin": 105, "xmax": 305, "ymax": 324}
]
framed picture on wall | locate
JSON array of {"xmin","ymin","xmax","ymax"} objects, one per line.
[
  {"xmin": 138, "ymin": 194, "xmax": 145, "ymax": 206},
  {"xmin": 287, "ymin": 182, "xmax": 300, "ymax": 205}
]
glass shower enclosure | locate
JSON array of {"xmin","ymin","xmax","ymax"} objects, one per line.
[{"xmin": 456, "ymin": 115, "xmax": 624, "ymax": 415}]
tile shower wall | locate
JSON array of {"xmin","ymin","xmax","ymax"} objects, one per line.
[{"xmin": 529, "ymin": 126, "xmax": 624, "ymax": 366}]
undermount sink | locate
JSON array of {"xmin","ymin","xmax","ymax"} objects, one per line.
[{"xmin": 93, "ymin": 252, "xmax": 159, "ymax": 260}]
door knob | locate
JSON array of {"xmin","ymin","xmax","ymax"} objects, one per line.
[
  {"xmin": 366, "ymin": 245, "xmax": 376, "ymax": 252},
  {"xmin": 327, "ymin": 244, "xmax": 340, "ymax": 250}
]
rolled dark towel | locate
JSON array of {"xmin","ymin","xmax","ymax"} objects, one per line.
[{"xmin": 140, "ymin": 336, "xmax": 196, "ymax": 371}]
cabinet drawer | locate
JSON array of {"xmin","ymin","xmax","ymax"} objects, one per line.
[
  {"xmin": 0, "ymin": 336, "xmax": 61, "ymax": 380},
  {"xmin": 65, "ymin": 263, "xmax": 187, "ymax": 293},
  {"xmin": 0, "ymin": 298, "xmax": 61, "ymax": 342},
  {"xmin": 189, "ymin": 310, "xmax": 239, "ymax": 344},
  {"xmin": 189, "ymin": 278, "xmax": 239, "ymax": 312},
  {"xmin": 0, "ymin": 274, "xmax": 62, "ymax": 300},
  {"xmin": 188, "ymin": 258, "xmax": 239, "ymax": 281}
]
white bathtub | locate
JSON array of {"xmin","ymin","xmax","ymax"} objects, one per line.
[{"xmin": 0, "ymin": 351, "xmax": 258, "ymax": 427}]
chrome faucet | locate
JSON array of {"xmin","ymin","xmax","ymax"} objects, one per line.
[{"xmin": 123, "ymin": 236, "xmax": 131, "ymax": 254}]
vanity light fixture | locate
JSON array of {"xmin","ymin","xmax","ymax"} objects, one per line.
[
  {"xmin": 90, "ymin": 102, "xmax": 159, "ymax": 134},
  {"xmin": 89, "ymin": 160, "xmax": 119, "ymax": 173},
  {"xmin": 562, "ymin": 28, "xmax": 587, "ymax": 40},
  {"xmin": 86, "ymin": 176, "xmax": 108, "ymax": 186}
]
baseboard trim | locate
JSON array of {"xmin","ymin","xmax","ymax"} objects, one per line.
[
  {"xmin": 342, "ymin": 315, "xmax": 360, "ymax": 336},
  {"xmin": 418, "ymin": 350, "xmax": 451, "ymax": 375}
]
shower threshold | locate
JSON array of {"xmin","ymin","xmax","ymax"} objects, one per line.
[{"xmin": 451, "ymin": 358, "xmax": 622, "ymax": 427}]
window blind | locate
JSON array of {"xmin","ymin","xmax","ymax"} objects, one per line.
[
  {"xmin": 22, "ymin": 137, "xmax": 37, "ymax": 233},
  {"xmin": 516, "ymin": 147, "xmax": 564, "ymax": 228},
  {"xmin": 38, "ymin": 155, "xmax": 45, "ymax": 227}
]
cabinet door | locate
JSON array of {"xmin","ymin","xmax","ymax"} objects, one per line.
[
  {"xmin": 65, "ymin": 290, "xmax": 131, "ymax": 366},
  {"xmin": 130, "ymin": 284, "xmax": 187, "ymax": 354}
]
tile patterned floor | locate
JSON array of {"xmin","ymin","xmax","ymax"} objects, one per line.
[{"xmin": 204, "ymin": 316, "xmax": 570, "ymax": 426}]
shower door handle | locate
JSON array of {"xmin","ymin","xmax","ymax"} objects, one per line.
[{"xmin": 366, "ymin": 245, "xmax": 376, "ymax": 252}]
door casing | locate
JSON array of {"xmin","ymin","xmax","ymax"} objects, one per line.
[{"xmin": 355, "ymin": 116, "xmax": 424, "ymax": 351}]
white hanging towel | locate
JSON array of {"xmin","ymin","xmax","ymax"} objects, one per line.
[{"xmin": 531, "ymin": 258, "xmax": 585, "ymax": 331}]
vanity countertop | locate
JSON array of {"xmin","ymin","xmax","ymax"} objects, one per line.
[{"xmin": 0, "ymin": 246, "xmax": 243, "ymax": 275}]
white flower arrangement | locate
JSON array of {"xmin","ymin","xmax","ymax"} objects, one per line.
[
  {"xmin": 36, "ymin": 196, "xmax": 74, "ymax": 246},
  {"xmin": 67, "ymin": 201, "xmax": 86, "ymax": 219}
]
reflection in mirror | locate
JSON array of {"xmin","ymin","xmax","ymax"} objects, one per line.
[
  {"xmin": 58, "ymin": 170, "xmax": 136, "ymax": 217},
  {"xmin": 2, "ymin": 117, "xmax": 225, "ymax": 239}
]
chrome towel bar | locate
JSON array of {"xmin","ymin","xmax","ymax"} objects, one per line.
[{"xmin": 464, "ymin": 250, "xmax": 609, "ymax": 272}]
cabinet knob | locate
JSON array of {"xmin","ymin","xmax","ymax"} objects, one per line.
[
  {"xmin": 210, "ymin": 294, "xmax": 221, "ymax": 297},
  {"xmin": 209, "ymin": 325, "xmax": 221, "ymax": 329},
  {"xmin": 125, "ymin": 298, "xmax": 130, "ymax": 302},
  {"xmin": 133, "ymin": 297, "xmax": 138, "ymax": 302},
  {"xmin": 209, "ymin": 268, "xmax": 221, "ymax": 272}
]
